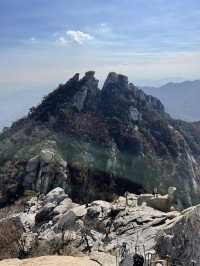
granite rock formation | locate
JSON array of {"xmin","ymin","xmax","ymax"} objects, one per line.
[
  {"xmin": 0, "ymin": 187, "xmax": 180, "ymax": 262},
  {"xmin": 0, "ymin": 72, "xmax": 200, "ymax": 207}
]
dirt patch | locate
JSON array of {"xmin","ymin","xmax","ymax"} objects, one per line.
[{"xmin": 0, "ymin": 256, "xmax": 99, "ymax": 266}]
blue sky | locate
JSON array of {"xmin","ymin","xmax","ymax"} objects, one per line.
[{"xmin": 1, "ymin": 0, "xmax": 200, "ymax": 89}]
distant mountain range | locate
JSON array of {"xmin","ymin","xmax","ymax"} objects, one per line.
[{"xmin": 142, "ymin": 80, "xmax": 200, "ymax": 122}]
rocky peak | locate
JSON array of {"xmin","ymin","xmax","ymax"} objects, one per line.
[
  {"xmin": 71, "ymin": 71, "xmax": 99, "ymax": 112},
  {"xmin": 103, "ymin": 72, "xmax": 118, "ymax": 86},
  {"xmin": 69, "ymin": 73, "xmax": 80, "ymax": 83},
  {"xmin": 103, "ymin": 72, "xmax": 129, "ymax": 91},
  {"xmin": 30, "ymin": 71, "xmax": 165, "ymax": 122},
  {"xmin": 85, "ymin": 71, "xmax": 96, "ymax": 79},
  {"xmin": 80, "ymin": 71, "xmax": 99, "ymax": 90},
  {"xmin": 118, "ymin": 74, "xmax": 129, "ymax": 87},
  {"xmin": 1, "ymin": 71, "xmax": 200, "ymax": 208}
]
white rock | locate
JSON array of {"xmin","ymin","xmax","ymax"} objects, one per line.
[
  {"xmin": 71, "ymin": 205, "xmax": 87, "ymax": 218},
  {"xmin": 54, "ymin": 198, "xmax": 73, "ymax": 215},
  {"xmin": 40, "ymin": 149, "xmax": 55, "ymax": 163},
  {"xmin": 44, "ymin": 187, "xmax": 68, "ymax": 204}
]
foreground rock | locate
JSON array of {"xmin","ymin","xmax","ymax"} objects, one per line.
[
  {"xmin": 2, "ymin": 187, "xmax": 200, "ymax": 264},
  {"xmin": 156, "ymin": 204, "xmax": 200, "ymax": 265},
  {"xmin": 0, "ymin": 187, "xmax": 181, "ymax": 262}
]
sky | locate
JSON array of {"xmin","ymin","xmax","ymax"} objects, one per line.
[{"xmin": 1, "ymin": 0, "xmax": 200, "ymax": 91}]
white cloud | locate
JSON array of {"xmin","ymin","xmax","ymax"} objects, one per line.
[
  {"xmin": 57, "ymin": 36, "xmax": 69, "ymax": 46},
  {"xmin": 66, "ymin": 30, "xmax": 94, "ymax": 45},
  {"xmin": 56, "ymin": 30, "xmax": 94, "ymax": 46}
]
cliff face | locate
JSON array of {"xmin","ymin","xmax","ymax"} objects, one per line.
[{"xmin": 0, "ymin": 71, "xmax": 200, "ymax": 207}]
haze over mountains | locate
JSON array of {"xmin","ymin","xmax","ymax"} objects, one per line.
[
  {"xmin": 142, "ymin": 80, "xmax": 200, "ymax": 122},
  {"xmin": 0, "ymin": 87, "xmax": 51, "ymax": 131}
]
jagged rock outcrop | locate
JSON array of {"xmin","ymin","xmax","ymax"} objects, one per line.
[
  {"xmin": 0, "ymin": 188, "xmax": 181, "ymax": 262},
  {"xmin": 0, "ymin": 72, "xmax": 200, "ymax": 206},
  {"xmin": 24, "ymin": 144, "xmax": 68, "ymax": 194}
]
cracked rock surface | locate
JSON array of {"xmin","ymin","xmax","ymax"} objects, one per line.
[{"xmin": 0, "ymin": 187, "xmax": 181, "ymax": 264}]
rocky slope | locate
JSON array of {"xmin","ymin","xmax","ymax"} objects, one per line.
[
  {"xmin": 1, "ymin": 187, "xmax": 199, "ymax": 265},
  {"xmin": 0, "ymin": 187, "xmax": 179, "ymax": 264},
  {"xmin": 0, "ymin": 72, "xmax": 200, "ymax": 207}
]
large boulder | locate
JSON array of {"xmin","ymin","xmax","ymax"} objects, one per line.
[
  {"xmin": 53, "ymin": 198, "xmax": 73, "ymax": 215},
  {"xmin": 137, "ymin": 187, "xmax": 178, "ymax": 212},
  {"xmin": 24, "ymin": 148, "xmax": 68, "ymax": 195},
  {"xmin": 35, "ymin": 203, "xmax": 56, "ymax": 225},
  {"xmin": 71, "ymin": 205, "xmax": 87, "ymax": 218},
  {"xmin": 56, "ymin": 210, "xmax": 77, "ymax": 231},
  {"xmin": 88, "ymin": 201, "xmax": 111, "ymax": 218},
  {"xmin": 56, "ymin": 203, "xmax": 86, "ymax": 231},
  {"xmin": 34, "ymin": 188, "xmax": 71, "ymax": 225},
  {"xmin": 44, "ymin": 188, "xmax": 68, "ymax": 205}
]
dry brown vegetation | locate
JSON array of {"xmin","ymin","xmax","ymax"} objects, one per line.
[
  {"xmin": 0, "ymin": 217, "xmax": 25, "ymax": 260},
  {"xmin": 0, "ymin": 202, "xmax": 25, "ymax": 220}
]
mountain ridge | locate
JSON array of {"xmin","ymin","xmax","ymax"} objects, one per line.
[{"xmin": 0, "ymin": 72, "xmax": 200, "ymax": 208}]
